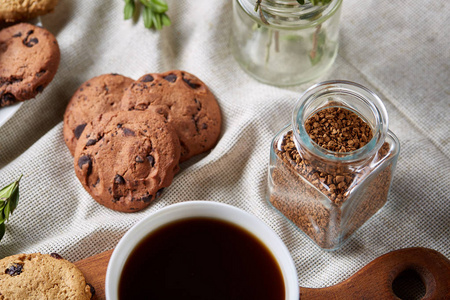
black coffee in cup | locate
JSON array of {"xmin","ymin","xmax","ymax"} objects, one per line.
[{"xmin": 119, "ymin": 217, "xmax": 285, "ymax": 299}]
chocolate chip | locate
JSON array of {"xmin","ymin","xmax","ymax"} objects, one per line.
[
  {"xmin": 194, "ymin": 98, "xmax": 202, "ymax": 111},
  {"xmin": 22, "ymin": 30, "xmax": 38, "ymax": 47},
  {"xmin": 141, "ymin": 75, "xmax": 154, "ymax": 82},
  {"xmin": 201, "ymin": 123, "xmax": 207, "ymax": 129},
  {"xmin": 86, "ymin": 139, "xmax": 97, "ymax": 146},
  {"xmin": 183, "ymin": 78, "xmax": 201, "ymax": 89},
  {"xmin": 36, "ymin": 70, "xmax": 46, "ymax": 77},
  {"xmin": 117, "ymin": 123, "xmax": 122, "ymax": 128},
  {"xmin": 135, "ymin": 156, "xmax": 144, "ymax": 163},
  {"xmin": 104, "ymin": 85, "xmax": 109, "ymax": 92},
  {"xmin": 12, "ymin": 32, "xmax": 22, "ymax": 38},
  {"xmin": 87, "ymin": 283, "xmax": 96, "ymax": 297},
  {"xmin": 147, "ymin": 155, "xmax": 155, "ymax": 167},
  {"xmin": 74, "ymin": 123, "xmax": 87, "ymax": 139},
  {"xmin": 36, "ymin": 85, "xmax": 44, "ymax": 93},
  {"xmin": 163, "ymin": 74, "xmax": 177, "ymax": 83},
  {"xmin": 192, "ymin": 115, "xmax": 200, "ymax": 132},
  {"xmin": 26, "ymin": 37, "xmax": 39, "ymax": 47},
  {"xmin": 78, "ymin": 156, "xmax": 92, "ymax": 175},
  {"xmin": 1, "ymin": 93, "xmax": 16, "ymax": 106},
  {"xmin": 141, "ymin": 194, "xmax": 152, "ymax": 203},
  {"xmin": 156, "ymin": 188, "xmax": 164, "ymax": 198},
  {"xmin": 50, "ymin": 253, "xmax": 63, "ymax": 259},
  {"xmin": 5, "ymin": 263, "xmax": 23, "ymax": 276},
  {"xmin": 111, "ymin": 73, "xmax": 118, "ymax": 76},
  {"xmin": 0, "ymin": 76, "xmax": 23, "ymax": 87},
  {"xmin": 92, "ymin": 178, "xmax": 100, "ymax": 188},
  {"xmin": 114, "ymin": 174, "xmax": 125, "ymax": 184},
  {"xmin": 122, "ymin": 128, "xmax": 135, "ymax": 136},
  {"xmin": 113, "ymin": 196, "xmax": 121, "ymax": 202}
]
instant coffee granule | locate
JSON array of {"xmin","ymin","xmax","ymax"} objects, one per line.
[
  {"xmin": 269, "ymin": 106, "xmax": 393, "ymax": 249},
  {"xmin": 304, "ymin": 107, "xmax": 373, "ymax": 153}
]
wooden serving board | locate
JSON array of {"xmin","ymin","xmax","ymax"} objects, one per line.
[
  {"xmin": 75, "ymin": 250, "xmax": 113, "ymax": 300},
  {"xmin": 75, "ymin": 247, "xmax": 450, "ymax": 300}
]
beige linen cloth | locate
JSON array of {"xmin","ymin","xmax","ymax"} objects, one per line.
[{"xmin": 0, "ymin": 0, "xmax": 449, "ymax": 292}]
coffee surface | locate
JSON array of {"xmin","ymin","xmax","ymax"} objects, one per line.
[{"xmin": 119, "ymin": 217, "xmax": 285, "ymax": 300}]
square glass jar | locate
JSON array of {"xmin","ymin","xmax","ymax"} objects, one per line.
[{"xmin": 267, "ymin": 81, "xmax": 400, "ymax": 250}]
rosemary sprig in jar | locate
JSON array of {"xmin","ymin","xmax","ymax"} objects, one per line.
[
  {"xmin": 254, "ymin": 0, "xmax": 333, "ymax": 65},
  {"xmin": 0, "ymin": 175, "xmax": 22, "ymax": 242}
]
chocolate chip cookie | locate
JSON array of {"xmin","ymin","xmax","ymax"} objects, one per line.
[
  {"xmin": 120, "ymin": 70, "xmax": 222, "ymax": 162},
  {"xmin": 74, "ymin": 111, "xmax": 181, "ymax": 212},
  {"xmin": 0, "ymin": 0, "xmax": 59, "ymax": 22},
  {"xmin": 0, "ymin": 253, "xmax": 93, "ymax": 299},
  {"xmin": 0, "ymin": 23, "xmax": 60, "ymax": 107},
  {"xmin": 63, "ymin": 73, "xmax": 134, "ymax": 155}
]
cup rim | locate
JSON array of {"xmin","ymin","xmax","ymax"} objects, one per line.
[{"xmin": 105, "ymin": 201, "xmax": 299, "ymax": 300}]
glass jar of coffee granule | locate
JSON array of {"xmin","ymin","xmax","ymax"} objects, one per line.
[{"xmin": 267, "ymin": 80, "xmax": 400, "ymax": 250}]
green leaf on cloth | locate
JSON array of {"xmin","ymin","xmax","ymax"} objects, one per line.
[{"xmin": 0, "ymin": 175, "xmax": 22, "ymax": 242}]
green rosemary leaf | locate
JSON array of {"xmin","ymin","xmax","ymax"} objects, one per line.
[
  {"xmin": 297, "ymin": 0, "xmax": 305, "ymax": 4},
  {"xmin": 140, "ymin": 0, "xmax": 167, "ymax": 13},
  {"xmin": 143, "ymin": 6, "xmax": 153, "ymax": 28},
  {"xmin": 161, "ymin": 13, "xmax": 171, "ymax": 26},
  {"xmin": 124, "ymin": 1, "xmax": 135, "ymax": 20},
  {"xmin": 124, "ymin": 0, "xmax": 170, "ymax": 30},
  {"xmin": 3, "ymin": 201, "xmax": 10, "ymax": 222},
  {"xmin": 153, "ymin": 13, "xmax": 162, "ymax": 30},
  {"xmin": 140, "ymin": 0, "xmax": 151, "ymax": 8},
  {"xmin": 0, "ymin": 223, "xmax": 4, "ymax": 241},
  {"xmin": 9, "ymin": 185, "xmax": 19, "ymax": 213},
  {"xmin": 151, "ymin": 0, "xmax": 169, "ymax": 13},
  {"xmin": 0, "ymin": 175, "xmax": 22, "ymax": 228},
  {"xmin": 0, "ymin": 182, "xmax": 16, "ymax": 199},
  {"xmin": 0, "ymin": 208, "xmax": 4, "ymax": 224}
]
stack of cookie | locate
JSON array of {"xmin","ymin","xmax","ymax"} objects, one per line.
[
  {"xmin": 0, "ymin": 23, "xmax": 60, "ymax": 107},
  {"xmin": 63, "ymin": 71, "xmax": 221, "ymax": 212}
]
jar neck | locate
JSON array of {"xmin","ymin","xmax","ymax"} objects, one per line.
[
  {"xmin": 237, "ymin": 0, "xmax": 342, "ymax": 29},
  {"xmin": 292, "ymin": 80, "xmax": 389, "ymax": 163}
]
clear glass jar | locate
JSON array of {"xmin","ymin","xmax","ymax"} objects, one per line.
[
  {"xmin": 267, "ymin": 81, "xmax": 400, "ymax": 250},
  {"xmin": 231, "ymin": 0, "xmax": 342, "ymax": 86}
]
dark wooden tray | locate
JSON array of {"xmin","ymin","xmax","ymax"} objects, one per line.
[{"xmin": 75, "ymin": 247, "xmax": 450, "ymax": 300}]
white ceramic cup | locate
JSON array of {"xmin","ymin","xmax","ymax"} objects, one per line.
[{"xmin": 105, "ymin": 201, "xmax": 299, "ymax": 300}]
